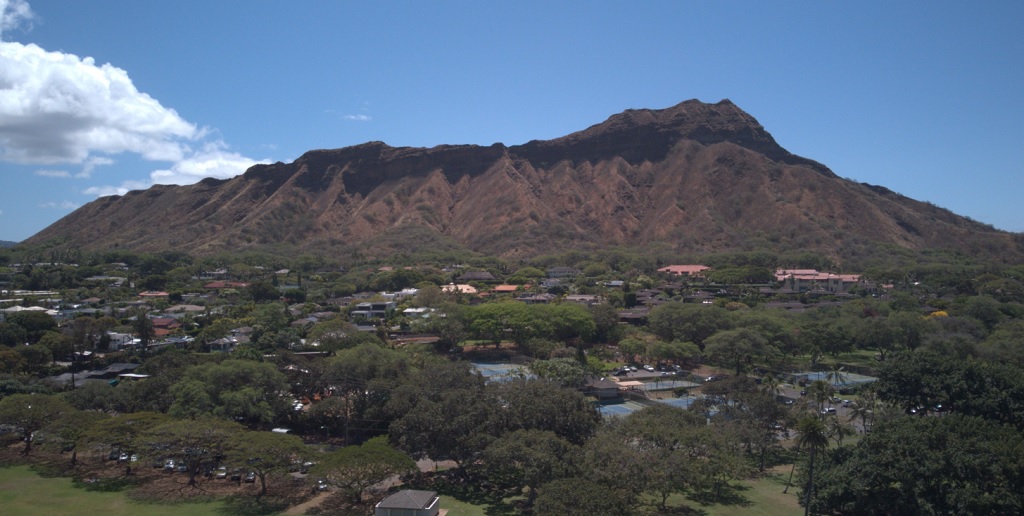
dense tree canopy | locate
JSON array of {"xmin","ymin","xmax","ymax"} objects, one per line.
[{"xmin": 811, "ymin": 415, "xmax": 1024, "ymax": 515}]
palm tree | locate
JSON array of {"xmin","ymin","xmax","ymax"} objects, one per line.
[
  {"xmin": 825, "ymin": 416, "xmax": 855, "ymax": 446},
  {"xmin": 808, "ymin": 347, "xmax": 823, "ymax": 370},
  {"xmin": 806, "ymin": 380, "xmax": 834, "ymax": 414},
  {"xmin": 846, "ymin": 399, "xmax": 872, "ymax": 434},
  {"xmin": 783, "ymin": 416, "xmax": 830, "ymax": 516},
  {"xmin": 761, "ymin": 372, "xmax": 782, "ymax": 400},
  {"xmin": 825, "ymin": 361, "xmax": 848, "ymax": 390}
]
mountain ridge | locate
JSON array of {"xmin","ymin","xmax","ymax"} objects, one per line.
[{"xmin": 24, "ymin": 99, "xmax": 1024, "ymax": 263}]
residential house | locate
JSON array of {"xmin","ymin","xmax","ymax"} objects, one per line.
[
  {"xmin": 150, "ymin": 317, "xmax": 183, "ymax": 337},
  {"xmin": 198, "ymin": 268, "xmax": 228, "ymax": 280},
  {"xmin": 442, "ymin": 284, "xmax": 477, "ymax": 296},
  {"xmin": 165, "ymin": 304, "xmax": 205, "ymax": 313},
  {"xmin": 106, "ymin": 332, "xmax": 135, "ymax": 351},
  {"xmin": 351, "ymin": 301, "xmax": 397, "ymax": 319},
  {"xmin": 774, "ymin": 269, "xmax": 861, "ymax": 293},
  {"xmin": 203, "ymin": 281, "xmax": 251, "ymax": 289},
  {"xmin": 683, "ymin": 291, "xmax": 716, "ymax": 304},
  {"xmin": 516, "ymin": 293, "xmax": 556, "ymax": 304},
  {"xmin": 381, "ymin": 288, "xmax": 419, "ymax": 301},
  {"xmin": 565, "ymin": 294, "xmax": 602, "ymax": 307},
  {"xmin": 582, "ymin": 377, "xmax": 621, "ymax": 402},
  {"xmin": 375, "ymin": 489, "xmax": 442, "ymax": 516},
  {"xmin": 618, "ymin": 308, "xmax": 649, "ymax": 326},
  {"xmin": 457, "ymin": 271, "xmax": 495, "ymax": 282},
  {"xmin": 403, "ymin": 307, "xmax": 434, "ymax": 318},
  {"xmin": 658, "ymin": 264, "xmax": 711, "ymax": 277}
]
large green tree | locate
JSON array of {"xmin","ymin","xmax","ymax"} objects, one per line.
[
  {"xmin": 487, "ymin": 379, "xmax": 601, "ymax": 445},
  {"xmin": 142, "ymin": 417, "xmax": 244, "ymax": 487},
  {"xmin": 230, "ymin": 430, "xmax": 309, "ymax": 497},
  {"xmin": 168, "ymin": 359, "xmax": 290, "ymax": 427},
  {"xmin": 877, "ymin": 351, "xmax": 1024, "ymax": 429},
  {"xmin": 0, "ymin": 393, "xmax": 72, "ymax": 455},
  {"xmin": 810, "ymin": 415, "xmax": 1024, "ymax": 515},
  {"xmin": 648, "ymin": 302, "xmax": 732, "ymax": 348},
  {"xmin": 534, "ymin": 477, "xmax": 630, "ymax": 516},
  {"xmin": 312, "ymin": 436, "xmax": 416, "ymax": 504},
  {"xmin": 482, "ymin": 429, "xmax": 580, "ymax": 507},
  {"xmin": 703, "ymin": 328, "xmax": 771, "ymax": 375}
]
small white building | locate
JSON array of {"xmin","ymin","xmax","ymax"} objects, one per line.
[
  {"xmin": 375, "ymin": 490, "xmax": 441, "ymax": 516},
  {"xmin": 107, "ymin": 332, "xmax": 134, "ymax": 351}
]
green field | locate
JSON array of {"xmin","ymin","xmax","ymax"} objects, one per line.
[
  {"xmin": 425, "ymin": 471, "xmax": 802, "ymax": 515},
  {"xmin": 0, "ymin": 462, "xmax": 802, "ymax": 515},
  {"xmin": 0, "ymin": 466, "xmax": 225, "ymax": 516}
]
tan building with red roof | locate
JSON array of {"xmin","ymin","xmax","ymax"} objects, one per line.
[{"xmin": 657, "ymin": 264, "xmax": 710, "ymax": 277}]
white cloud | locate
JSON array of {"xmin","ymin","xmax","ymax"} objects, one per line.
[
  {"xmin": 82, "ymin": 179, "xmax": 149, "ymax": 198},
  {"xmin": 0, "ymin": 41, "xmax": 197, "ymax": 164},
  {"xmin": 34, "ymin": 168, "xmax": 70, "ymax": 177},
  {"xmin": 77, "ymin": 155, "xmax": 113, "ymax": 178},
  {"xmin": 343, "ymin": 114, "xmax": 371, "ymax": 122},
  {"xmin": 38, "ymin": 200, "xmax": 79, "ymax": 210},
  {"xmin": 82, "ymin": 143, "xmax": 268, "ymax": 197},
  {"xmin": 3, "ymin": 1, "xmax": 268, "ymax": 204},
  {"xmin": 149, "ymin": 142, "xmax": 267, "ymax": 185},
  {"xmin": 0, "ymin": 0, "xmax": 34, "ymax": 38}
]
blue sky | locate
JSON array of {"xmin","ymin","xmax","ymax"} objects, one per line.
[{"xmin": 1, "ymin": 1, "xmax": 1022, "ymax": 242}]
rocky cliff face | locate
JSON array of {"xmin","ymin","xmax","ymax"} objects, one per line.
[{"xmin": 26, "ymin": 99, "xmax": 1024, "ymax": 262}]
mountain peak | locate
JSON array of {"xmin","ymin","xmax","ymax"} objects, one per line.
[{"xmin": 25, "ymin": 99, "xmax": 1021, "ymax": 263}]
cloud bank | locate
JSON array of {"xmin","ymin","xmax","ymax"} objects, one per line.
[{"xmin": 0, "ymin": 0, "xmax": 264, "ymax": 198}]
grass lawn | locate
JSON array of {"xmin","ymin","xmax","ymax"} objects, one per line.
[
  {"xmin": 0, "ymin": 465, "xmax": 225, "ymax": 516},
  {"xmin": 436, "ymin": 495, "xmax": 487, "ymax": 516},
  {"xmin": 423, "ymin": 471, "xmax": 802, "ymax": 516},
  {"xmin": 646, "ymin": 468, "xmax": 803, "ymax": 515}
]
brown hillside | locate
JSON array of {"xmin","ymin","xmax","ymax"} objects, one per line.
[{"xmin": 25, "ymin": 99, "xmax": 1024, "ymax": 262}]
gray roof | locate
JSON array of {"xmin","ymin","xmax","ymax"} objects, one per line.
[{"xmin": 377, "ymin": 489, "xmax": 438, "ymax": 510}]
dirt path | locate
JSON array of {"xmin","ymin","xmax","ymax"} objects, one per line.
[{"xmin": 283, "ymin": 491, "xmax": 328, "ymax": 515}]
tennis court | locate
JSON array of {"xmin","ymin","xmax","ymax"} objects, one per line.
[
  {"xmin": 597, "ymin": 401, "xmax": 647, "ymax": 417},
  {"xmin": 656, "ymin": 397, "xmax": 699, "ymax": 409},
  {"xmin": 798, "ymin": 370, "xmax": 877, "ymax": 388},
  {"xmin": 471, "ymin": 362, "xmax": 531, "ymax": 382},
  {"xmin": 643, "ymin": 379, "xmax": 700, "ymax": 391}
]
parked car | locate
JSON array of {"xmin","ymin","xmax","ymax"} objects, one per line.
[
  {"xmin": 164, "ymin": 459, "xmax": 175, "ymax": 471},
  {"xmin": 244, "ymin": 471, "xmax": 256, "ymax": 483},
  {"xmin": 230, "ymin": 469, "xmax": 243, "ymax": 481},
  {"xmin": 643, "ymin": 365, "xmax": 655, "ymax": 372},
  {"xmin": 215, "ymin": 466, "xmax": 228, "ymax": 479},
  {"xmin": 315, "ymin": 479, "xmax": 329, "ymax": 491},
  {"xmin": 821, "ymin": 407, "xmax": 837, "ymax": 415}
]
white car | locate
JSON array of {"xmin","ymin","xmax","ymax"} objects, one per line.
[{"xmin": 643, "ymin": 365, "xmax": 655, "ymax": 372}]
